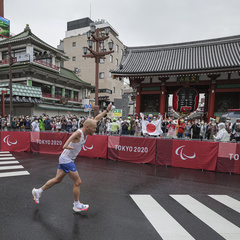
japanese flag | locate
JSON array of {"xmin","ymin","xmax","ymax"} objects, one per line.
[{"xmin": 141, "ymin": 120, "xmax": 162, "ymax": 136}]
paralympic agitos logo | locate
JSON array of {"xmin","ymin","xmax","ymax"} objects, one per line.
[
  {"xmin": 3, "ymin": 135, "xmax": 18, "ymax": 146},
  {"xmin": 83, "ymin": 145, "xmax": 93, "ymax": 151},
  {"xmin": 175, "ymin": 145, "xmax": 196, "ymax": 160}
]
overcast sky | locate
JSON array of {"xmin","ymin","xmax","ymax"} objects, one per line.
[{"xmin": 5, "ymin": 0, "xmax": 240, "ymax": 48}]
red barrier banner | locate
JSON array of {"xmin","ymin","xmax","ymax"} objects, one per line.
[
  {"xmin": 1, "ymin": 131, "xmax": 30, "ymax": 152},
  {"xmin": 156, "ymin": 139, "xmax": 173, "ymax": 166},
  {"xmin": 171, "ymin": 140, "xmax": 219, "ymax": 171},
  {"xmin": 216, "ymin": 143, "xmax": 240, "ymax": 174},
  {"xmin": 79, "ymin": 135, "xmax": 108, "ymax": 159},
  {"xmin": 30, "ymin": 132, "xmax": 69, "ymax": 154},
  {"xmin": 108, "ymin": 136, "xmax": 156, "ymax": 164}
]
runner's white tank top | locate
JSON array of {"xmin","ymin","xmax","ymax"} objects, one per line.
[{"xmin": 59, "ymin": 129, "xmax": 87, "ymax": 164}]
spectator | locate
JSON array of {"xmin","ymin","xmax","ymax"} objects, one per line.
[
  {"xmin": 213, "ymin": 122, "xmax": 230, "ymax": 142},
  {"xmin": 185, "ymin": 121, "xmax": 192, "ymax": 139},
  {"xmin": 31, "ymin": 118, "xmax": 40, "ymax": 132},
  {"xmin": 161, "ymin": 118, "xmax": 168, "ymax": 137},
  {"xmin": 134, "ymin": 119, "xmax": 141, "ymax": 136},
  {"xmin": 110, "ymin": 118, "xmax": 119, "ymax": 135},
  {"xmin": 44, "ymin": 115, "xmax": 52, "ymax": 130},
  {"xmin": 191, "ymin": 119, "xmax": 201, "ymax": 139},
  {"xmin": 199, "ymin": 120, "xmax": 206, "ymax": 140},
  {"xmin": 130, "ymin": 117, "xmax": 135, "ymax": 135},
  {"xmin": 55, "ymin": 118, "xmax": 62, "ymax": 132},
  {"xmin": 66, "ymin": 120, "xmax": 73, "ymax": 132},
  {"xmin": 39, "ymin": 116, "xmax": 45, "ymax": 131},
  {"xmin": 61, "ymin": 116, "xmax": 67, "ymax": 131},
  {"xmin": 121, "ymin": 119, "xmax": 129, "ymax": 135},
  {"xmin": 98, "ymin": 118, "xmax": 106, "ymax": 135},
  {"xmin": 167, "ymin": 120, "xmax": 176, "ymax": 138},
  {"xmin": 25, "ymin": 116, "xmax": 31, "ymax": 131},
  {"xmin": 177, "ymin": 118, "xmax": 185, "ymax": 138},
  {"xmin": 72, "ymin": 119, "xmax": 78, "ymax": 132},
  {"xmin": 209, "ymin": 119, "xmax": 217, "ymax": 140}
]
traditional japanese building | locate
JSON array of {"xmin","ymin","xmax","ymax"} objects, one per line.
[
  {"xmin": 112, "ymin": 35, "xmax": 240, "ymax": 120},
  {"xmin": 0, "ymin": 24, "xmax": 93, "ymax": 117}
]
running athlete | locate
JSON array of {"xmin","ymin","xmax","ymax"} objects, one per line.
[{"xmin": 32, "ymin": 103, "xmax": 113, "ymax": 212}]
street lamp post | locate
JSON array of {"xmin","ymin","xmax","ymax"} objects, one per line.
[{"xmin": 82, "ymin": 23, "xmax": 114, "ymax": 117}]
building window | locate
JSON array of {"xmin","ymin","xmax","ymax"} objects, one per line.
[
  {"xmin": 116, "ymin": 58, "xmax": 118, "ymax": 66},
  {"xmin": 121, "ymin": 49, "xmax": 123, "ymax": 56},
  {"xmin": 113, "ymin": 87, "xmax": 115, "ymax": 93},
  {"xmin": 55, "ymin": 87, "xmax": 62, "ymax": 97},
  {"xmin": 110, "ymin": 55, "xmax": 113, "ymax": 63},
  {"xmin": 72, "ymin": 42, "xmax": 76, "ymax": 47},
  {"xmin": 100, "ymin": 58, "xmax": 105, "ymax": 64},
  {"xmin": 120, "ymin": 89, "xmax": 123, "ymax": 96},
  {"xmin": 72, "ymin": 56, "xmax": 76, "ymax": 61},
  {"xmin": 65, "ymin": 89, "xmax": 71, "ymax": 98},
  {"xmin": 109, "ymin": 72, "xmax": 112, "ymax": 77},
  {"xmin": 99, "ymin": 72, "xmax": 105, "ymax": 79},
  {"xmin": 116, "ymin": 44, "xmax": 119, "ymax": 52}
]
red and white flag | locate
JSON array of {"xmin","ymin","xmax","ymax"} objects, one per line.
[{"xmin": 141, "ymin": 119, "xmax": 162, "ymax": 136}]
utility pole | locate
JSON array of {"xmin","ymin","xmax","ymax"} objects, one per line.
[{"xmin": 8, "ymin": 44, "xmax": 14, "ymax": 128}]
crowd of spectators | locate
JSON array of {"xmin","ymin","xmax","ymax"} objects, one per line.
[{"xmin": 0, "ymin": 112, "xmax": 239, "ymax": 142}]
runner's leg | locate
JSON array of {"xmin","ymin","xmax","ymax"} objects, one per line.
[
  {"xmin": 68, "ymin": 170, "xmax": 82, "ymax": 201},
  {"xmin": 41, "ymin": 169, "xmax": 67, "ymax": 191}
]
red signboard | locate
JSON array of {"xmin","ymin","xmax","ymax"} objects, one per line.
[
  {"xmin": 108, "ymin": 136, "xmax": 156, "ymax": 164},
  {"xmin": 1, "ymin": 131, "xmax": 31, "ymax": 152},
  {"xmin": 79, "ymin": 135, "xmax": 108, "ymax": 159},
  {"xmin": 30, "ymin": 132, "xmax": 68, "ymax": 154},
  {"xmin": 156, "ymin": 139, "xmax": 173, "ymax": 166},
  {"xmin": 216, "ymin": 142, "xmax": 240, "ymax": 174},
  {"xmin": 171, "ymin": 140, "xmax": 218, "ymax": 171},
  {"xmin": 173, "ymin": 87, "xmax": 199, "ymax": 113}
]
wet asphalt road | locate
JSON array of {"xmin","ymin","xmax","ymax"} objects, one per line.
[{"xmin": 1, "ymin": 152, "xmax": 240, "ymax": 240}]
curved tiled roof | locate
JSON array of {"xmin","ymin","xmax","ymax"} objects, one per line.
[{"xmin": 112, "ymin": 35, "xmax": 240, "ymax": 76}]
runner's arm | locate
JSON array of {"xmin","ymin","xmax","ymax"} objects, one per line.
[
  {"xmin": 63, "ymin": 130, "xmax": 81, "ymax": 149},
  {"xmin": 94, "ymin": 103, "xmax": 112, "ymax": 122}
]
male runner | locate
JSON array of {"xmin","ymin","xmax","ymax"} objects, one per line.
[{"xmin": 32, "ymin": 103, "xmax": 113, "ymax": 212}]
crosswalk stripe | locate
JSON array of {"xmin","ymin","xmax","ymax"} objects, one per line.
[
  {"xmin": 0, "ymin": 154, "xmax": 13, "ymax": 157},
  {"xmin": 170, "ymin": 195, "xmax": 240, "ymax": 240},
  {"xmin": 0, "ymin": 157, "xmax": 16, "ymax": 160},
  {"xmin": 209, "ymin": 195, "xmax": 240, "ymax": 214},
  {"xmin": 130, "ymin": 195, "xmax": 194, "ymax": 240},
  {"xmin": 0, "ymin": 161, "xmax": 19, "ymax": 165},
  {"xmin": 0, "ymin": 171, "xmax": 30, "ymax": 178},
  {"xmin": 0, "ymin": 165, "xmax": 24, "ymax": 170},
  {"xmin": 0, "ymin": 151, "xmax": 10, "ymax": 153}
]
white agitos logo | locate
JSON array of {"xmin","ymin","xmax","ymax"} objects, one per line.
[
  {"xmin": 175, "ymin": 145, "xmax": 196, "ymax": 160},
  {"xmin": 83, "ymin": 145, "xmax": 93, "ymax": 151},
  {"xmin": 3, "ymin": 135, "xmax": 18, "ymax": 146}
]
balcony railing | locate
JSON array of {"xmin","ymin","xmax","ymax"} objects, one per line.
[
  {"xmin": 0, "ymin": 58, "xmax": 17, "ymax": 65},
  {"xmin": 42, "ymin": 92, "xmax": 82, "ymax": 103},
  {"xmin": 33, "ymin": 59, "xmax": 60, "ymax": 71},
  {"xmin": 0, "ymin": 58, "xmax": 59, "ymax": 71}
]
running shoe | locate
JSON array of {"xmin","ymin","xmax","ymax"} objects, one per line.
[
  {"xmin": 73, "ymin": 203, "xmax": 89, "ymax": 212},
  {"xmin": 32, "ymin": 188, "xmax": 41, "ymax": 204}
]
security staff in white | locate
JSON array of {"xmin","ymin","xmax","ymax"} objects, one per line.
[{"xmin": 213, "ymin": 122, "xmax": 230, "ymax": 142}]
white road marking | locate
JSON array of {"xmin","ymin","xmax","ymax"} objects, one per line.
[
  {"xmin": 0, "ymin": 165, "xmax": 24, "ymax": 170},
  {"xmin": 0, "ymin": 161, "xmax": 19, "ymax": 165},
  {"xmin": 0, "ymin": 154, "xmax": 13, "ymax": 157},
  {"xmin": 0, "ymin": 151, "xmax": 10, "ymax": 153},
  {"xmin": 0, "ymin": 157, "xmax": 16, "ymax": 160},
  {"xmin": 130, "ymin": 194, "xmax": 194, "ymax": 240},
  {"xmin": 170, "ymin": 195, "xmax": 240, "ymax": 240},
  {"xmin": 0, "ymin": 171, "xmax": 30, "ymax": 178},
  {"xmin": 209, "ymin": 195, "xmax": 240, "ymax": 214}
]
